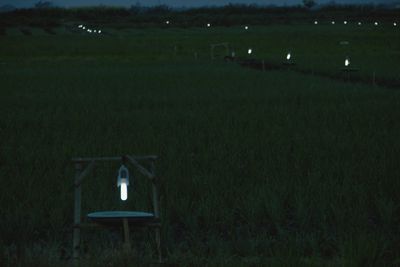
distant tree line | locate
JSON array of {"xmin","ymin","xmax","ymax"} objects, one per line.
[{"xmin": 0, "ymin": 3, "xmax": 398, "ymax": 29}]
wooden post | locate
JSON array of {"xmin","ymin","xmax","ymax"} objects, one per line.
[
  {"xmin": 73, "ymin": 163, "xmax": 83, "ymax": 264},
  {"xmin": 373, "ymin": 71, "xmax": 376, "ymax": 86},
  {"xmin": 150, "ymin": 161, "xmax": 162, "ymax": 262},
  {"xmin": 122, "ymin": 218, "xmax": 131, "ymax": 252}
]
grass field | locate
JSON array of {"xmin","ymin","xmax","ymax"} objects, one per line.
[{"xmin": 1, "ymin": 23, "xmax": 400, "ymax": 266}]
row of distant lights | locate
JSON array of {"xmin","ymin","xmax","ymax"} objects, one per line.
[
  {"xmin": 166, "ymin": 20, "xmax": 397, "ymax": 28},
  {"xmin": 314, "ymin": 20, "xmax": 397, "ymax": 26},
  {"xmin": 78, "ymin": 24, "xmax": 102, "ymax": 34},
  {"xmin": 246, "ymin": 49, "xmax": 351, "ymax": 67}
]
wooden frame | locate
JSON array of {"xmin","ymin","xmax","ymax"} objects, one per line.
[
  {"xmin": 210, "ymin": 42, "xmax": 230, "ymax": 60},
  {"xmin": 72, "ymin": 155, "xmax": 162, "ymax": 264}
]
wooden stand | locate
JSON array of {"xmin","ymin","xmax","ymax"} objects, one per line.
[{"xmin": 72, "ymin": 155, "xmax": 162, "ymax": 264}]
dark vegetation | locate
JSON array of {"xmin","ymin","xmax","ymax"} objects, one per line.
[{"xmin": 0, "ymin": 4, "xmax": 399, "ymax": 29}]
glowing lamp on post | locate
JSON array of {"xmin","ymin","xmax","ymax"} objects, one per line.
[{"xmin": 117, "ymin": 165, "xmax": 130, "ymax": 201}]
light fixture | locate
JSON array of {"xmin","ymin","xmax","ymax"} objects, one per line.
[
  {"xmin": 358, "ymin": 22, "xmax": 362, "ymax": 26},
  {"xmin": 286, "ymin": 52, "xmax": 291, "ymax": 61},
  {"xmin": 314, "ymin": 20, "xmax": 318, "ymax": 25},
  {"xmin": 78, "ymin": 25, "xmax": 83, "ymax": 28},
  {"xmin": 117, "ymin": 165, "xmax": 130, "ymax": 201},
  {"xmin": 244, "ymin": 26, "xmax": 249, "ymax": 30},
  {"xmin": 345, "ymin": 57, "xmax": 350, "ymax": 67},
  {"xmin": 248, "ymin": 48, "xmax": 252, "ymax": 55},
  {"xmin": 331, "ymin": 21, "xmax": 335, "ymax": 25},
  {"xmin": 207, "ymin": 23, "xmax": 211, "ymax": 27},
  {"xmin": 82, "ymin": 26, "xmax": 86, "ymax": 30},
  {"xmin": 166, "ymin": 20, "xmax": 170, "ymax": 25},
  {"xmin": 374, "ymin": 22, "xmax": 378, "ymax": 26},
  {"xmin": 98, "ymin": 30, "xmax": 102, "ymax": 34},
  {"xmin": 344, "ymin": 21, "xmax": 348, "ymax": 25},
  {"xmin": 94, "ymin": 30, "xmax": 97, "ymax": 33},
  {"xmin": 394, "ymin": 22, "xmax": 397, "ymax": 26}
]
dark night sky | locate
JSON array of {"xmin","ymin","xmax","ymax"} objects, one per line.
[{"xmin": 0, "ymin": 0, "xmax": 396, "ymax": 8}]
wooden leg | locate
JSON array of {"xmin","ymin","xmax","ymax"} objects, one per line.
[
  {"xmin": 123, "ymin": 218, "xmax": 131, "ymax": 252},
  {"xmin": 155, "ymin": 227, "xmax": 162, "ymax": 263}
]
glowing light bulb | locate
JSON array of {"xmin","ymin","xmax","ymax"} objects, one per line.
[
  {"xmin": 248, "ymin": 48, "xmax": 252, "ymax": 54},
  {"xmin": 358, "ymin": 22, "xmax": 362, "ymax": 26},
  {"xmin": 166, "ymin": 20, "xmax": 170, "ymax": 24},
  {"xmin": 82, "ymin": 26, "xmax": 86, "ymax": 30},
  {"xmin": 120, "ymin": 181, "xmax": 127, "ymax": 201},
  {"xmin": 394, "ymin": 22, "xmax": 397, "ymax": 26},
  {"xmin": 344, "ymin": 21, "xmax": 348, "ymax": 25},
  {"xmin": 117, "ymin": 165, "xmax": 130, "ymax": 202},
  {"xmin": 98, "ymin": 30, "xmax": 102, "ymax": 34},
  {"xmin": 207, "ymin": 23, "xmax": 211, "ymax": 27},
  {"xmin": 331, "ymin": 21, "xmax": 335, "ymax": 25},
  {"xmin": 374, "ymin": 22, "xmax": 378, "ymax": 26},
  {"xmin": 245, "ymin": 26, "xmax": 249, "ymax": 30},
  {"xmin": 287, "ymin": 53, "xmax": 291, "ymax": 60},
  {"xmin": 78, "ymin": 25, "xmax": 83, "ymax": 28},
  {"xmin": 94, "ymin": 30, "xmax": 97, "ymax": 33},
  {"xmin": 314, "ymin": 21, "xmax": 318, "ymax": 25},
  {"xmin": 345, "ymin": 58, "xmax": 350, "ymax": 67}
]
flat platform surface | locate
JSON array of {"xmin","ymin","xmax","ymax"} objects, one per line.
[{"xmin": 87, "ymin": 211, "xmax": 158, "ymax": 226}]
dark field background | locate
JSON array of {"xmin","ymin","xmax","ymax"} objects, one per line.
[{"xmin": 0, "ymin": 5, "xmax": 400, "ymax": 266}]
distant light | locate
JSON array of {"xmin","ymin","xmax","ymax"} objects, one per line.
[
  {"xmin": 166, "ymin": 20, "xmax": 170, "ymax": 24},
  {"xmin": 358, "ymin": 22, "xmax": 362, "ymax": 26},
  {"xmin": 78, "ymin": 25, "xmax": 83, "ymax": 28},
  {"xmin": 331, "ymin": 21, "xmax": 335, "ymax": 25},
  {"xmin": 286, "ymin": 52, "xmax": 291, "ymax": 60},
  {"xmin": 374, "ymin": 22, "xmax": 378, "ymax": 26},
  {"xmin": 248, "ymin": 48, "xmax": 252, "ymax": 55},
  {"xmin": 94, "ymin": 30, "xmax": 97, "ymax": 33},
  {"xmin": 87, "ymin": 29, "xmax": 92, "ymax": 33},
  {"xmin": 344, "ymin": 21, "xmax": 348, "ymax": 25},
  {"xmin": 98, "ymin": 30, "xmax": 102, "ymax": 34},
  {"xmin": 314, "ymin": 21, "xmax": 318, "ymax": 25},
  {"xmin": 82, "ymin": 26, "xmax": 86, "ymax": 30},
  {"xmin": 345, "ymin": 57, "xmax": 350, "ymax": 67},
  {"xmin": 394, "ymin": 22, "xmax": 397, "ymax": 26},
  {"xmin": 207, "ymin": 23, "xmax": 211, "ymax": 27},
  {"xmin": 244, "ymin": 26, "xmax": 249, "ymax": 30}
]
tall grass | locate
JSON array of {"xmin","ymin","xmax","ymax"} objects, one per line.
[{"xmin": 0, "ymin": 27, "xmax": 399, "ymax": 266}]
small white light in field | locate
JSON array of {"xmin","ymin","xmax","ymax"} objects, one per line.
[
  {"xmin": 331, "ymin": 21, "xmax": 335, "ymax": 25},
  {"xmin": 358, "ymin": 22, "xmax": 362, "ymax": 26},
  {"xmin": 166, "ymin": 20, "xmax": 170, "ymax": 24},
  {"xmin": 117, "ymin": 165, "xmax": 130, "ymax": 201},
  {"xmin": 286, "ymin": 52, "xmax": 291, "ymax": 60},
  {"xmin": 78, "ymin": 25, "xmax": 83, "ymax": 28},
  {"xmin": 374, "ymin": 22, "xmax": 378, "ymax": 26},
  {"xmin": 82, "ymin": 26, "xmax": 86, "ymax": 30},
  {"xmin": 314, "ymin": 20, "xmax": 318, "ymax": 25},
  {"xmin": 207, "ymin": 23, "xmax": 211, "ymax": 27},
  {"xmin": 394, "ymin": 22, "xmax": 397, "ymax": 26},
  {"xmin": 248, "ymin": 48, "xmax": 252, "ymax": 55},
  {"xmin": 94, "ymin": 30, "xmax": 97, "ymax": 33},
  {"xmin": 87, "ymin": 29, "xmax": 92, "ymax": 33},
  {"xmin": 345, "ymin": 58, "xmax": 350, "ymax": 67},
  {"xmin": 344, "ymin": 21, "xmax": 348, "ymax": 25},
  {"xmin": 98, "ymin": 30, "xmax": 102, "ymax": 34},
  {"xmin": 244, "ymin": 26, "xmax": 249, "ymax": 30}
]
